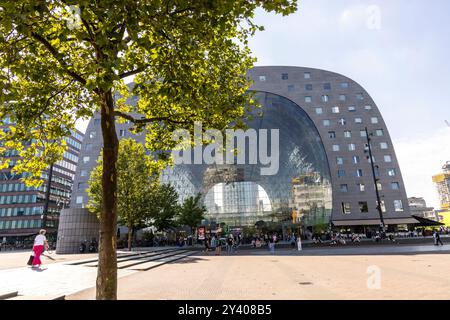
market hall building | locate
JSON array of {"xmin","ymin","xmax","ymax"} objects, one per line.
[{"xmin": 56, "ymin": 66, "xmax": 416, "ymax": 254}]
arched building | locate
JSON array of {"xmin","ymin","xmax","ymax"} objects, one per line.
[{"xmin": 56, "ymin": 66, "xmax": 415, "ymax": 253}]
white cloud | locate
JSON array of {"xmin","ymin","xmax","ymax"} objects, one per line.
[{"xmin": 394, "ymin": 126, "xmax": 450, "ymax": 209}]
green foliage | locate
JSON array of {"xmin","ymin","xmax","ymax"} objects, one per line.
[
  {"xmin": 148, "ymin": 183, "xmax": 180, "ymax": 232},
  {"xmin": 178, "ymin": 193, "xmax": 207, "ymax": 232},
  {"xmin": 0, "ymin": 0, "xmax": 297, "ymax": 183},
  {"xmin": 87, "ymin": 138, "xmax": 164, "ymax": 229}
]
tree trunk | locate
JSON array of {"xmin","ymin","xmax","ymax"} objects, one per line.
[
  {"xmin": 96, "ymin": 90, "xmax": 119, "ymax": 300},
  {"xmin": 128, "ymin": 226, "xmax": 133, "ymax": 251}
]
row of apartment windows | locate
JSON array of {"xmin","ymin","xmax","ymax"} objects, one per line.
[
  {"xmin": 331, "ymin": 143, "xmax": 388, "ymax": 152},
  {"xmin": 0, "ymin": 194, "xmax": 37, "ymax": 205},
  {"xmin": 319, "ymin": 117, "xmax": 379, "ymax": 126},
  {"xmin": 55, "ymin": 159, "xmax": 77, "ymax": 172},
  {"xmin": 304, "ymin": 94, "xmax": 364, "ymax": 104},
  {"xmin": 259, "ymin": 72, "xmax": 349, "ymax": 87},
  {"xmin": 315, "ymin": 105, "xmax": 373, "ymax": 114},
  {"xmin": 0, "ymin": 183, "xmax": 35, "ymax": 193},
  {"xmin": 328, "ymin": 130, "xmax": 384, "ymax": 139},
  {"xmin": 0, "ymin": 206, "xmax": 43, "ymax": 217},
  {"xmin": 40, "ymin": 173, "xmax": 73, "ymax": 188},
  {"xmin": 63, "ymin": 151, "xmax": 79, "ymax": 164},
  {"xmin": 0, "ymin": 219, "xmax": 42, "ymax": 230},
  {"xmin": 339, "ymin": 182, "xmax": 400, "ymax": 192},
  {"xmin": 341, "ymin": 200, "xmax": 404, "ymax": 214},
  {"xmin": 337, "ymin": 165, "xmax": 394, "ymax": 178},
  {"xmin": 64, "ymin": 137, "xmax": 82, "ymax": 150},
  {"xmin": 321, "ymin": 118, "xmax": 383, "ymax": 128}
]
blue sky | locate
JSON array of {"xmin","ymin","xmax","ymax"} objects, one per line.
[
  {"xmin": 76, "ymin": 0, "xmax": 450, "ymax": 208},
  {"xmin": 247, "ymin": 0, "xmax": 450, "ymax": 208}
]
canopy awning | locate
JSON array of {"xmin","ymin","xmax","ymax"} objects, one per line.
[{"xmin": 411, "ymin": 215, "xmax": 444, "ymax": 226}]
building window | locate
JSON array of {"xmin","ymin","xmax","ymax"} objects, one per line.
[
  {"xmin": 324, "ymin": 83, "xmax": 331, "ymax": 90},
  {"xmin": 384, "ymin": 155, "xmax": 392, "ymax": 162},
  {"xmin": 348, "ymin": 106, "xmax": 356, "ymax": 112},
  {"xmin": 340, "ymin": 184, "xmax": 348, "ymax": 192},
  {"xmin": 315, "ymin": 107, "xmax": 323, "ymax": 114},
  {"xmin": 359, "ymin": 201, "xmax": 369, "ymax": 213},
  {"xmin": 304, "ymin": 72, "xmax": 311, "ymax": 79},
  {"xmin": 339, "ymin": 94, "xmax": 346, "ymax": 101},
  {"xmin": 364, "ymin": 105, "xmax": 372, "ymax": 110},
  {"xmin": 119, "ymin": 129, "xmax": 126, "ymax": 137},
  {"xmin": 94, "ymin": 119, "xmax": 101, "ymax": 125},
  {"xmin": 376, "ymin": 182, "xmax": 383, "ymax": 190},
  {"xmin": 357, "ymin": 183, "xmax": 365, "ymax": 192},
  {"xmin": 376, "ymin": 129, "xmax": 384, "ymax": 136},
  {"xmin": 341, "ymin": 202, "xmax": 351, "ymax": 214},
  {"xmin": 305, "ymin": 96, "xmax": 312, "ymax": 103},
  {"xmin": 341, "ymin": 82, "xmax": 349, "ymax": 89},
  {"xmin": 323, "ymin": 119, "xmax": 330, "ymax": 126},
  {"xmin": 380, "ymin": 142, "xmax": 388, "ymax": 149},
  {"xmin": 89, "ymin": 131, "xmax": 96, "ymax": 139},
  {"xmin": 332, "ymin": 106, "xmax": 340, "ymax": 113},
  {"xmin": 322, "ymin": 95, "xmax": 329, "ymax": 102},
  {"xmin": 353, "ymin": 155, "xmax": 360, "ymax": 164},
  {"xmin": 371, "ymin": 117, "xmax": 379, "ymax": 124},
  {"xmin": 305, "ymin": 84, "xmax": 313, "ymax": 91},
  {"xmin": 328, "ymin": 131, "xmax": 336, "ymax": 139},
  {"xmin": 394, "ymin": 200, "xmax": 404, "ymax": 212},
  {"xmin": 259, "ymin": 75, "xmax": 266, "ymax": 82},
  {"xmin": 80, "ymin": 170, "xmax": 88, "ymax": 177},
  {"xmin": 356, "ymin": 93, "xmax": 364, "ymax": 100},
  {"xmin": 281, "ymin": 73, "xmax": 288, "ymax": 80},
  {"xmin": 336, "ymin": 157, "xmax": 344, "ymax": 165},
  {"xmin": 354, "ymin": 117, "xmax": 362, "ymax": 124},
  {"xmin": 338, "ymin": 170, "xmax": 346, "ymax": 178},
  {"xmin": 348, "ymin": 143, "xmax": 356, "ymax": 151},
  {"xmin": 356, "ymin": 169, "xmax": 363, "ymax": 177},
  {"xmin": 85, "ymin": 144, "xmax": 93, "ymax": 151},
  {"xmin": 82, "ymin": 156, "xmax": 90, "ymax": 164},
  {"xmin": 338, "ymin": 118, "xmax": 346, "ymax": 126},
  {"xmin": 76, "ymin": 196, "xmax": 83, "ymax": 204},
  {"xmin": 332, "ymin": 145, "xmax": 340, "ymax": 151},
  {"xmin": 387, "ymin": 168, "xmax": 396, "ymax": 177},
  {"xmin": 391, "ymin": 182, "xmax": 400, "ymax": 190},
  {"xmin": 380, "ymin": 200, "xmax": 386, "ymax": 213},
  {"xmin": 288, "ymin": 84, "xmax": 295, "ymax": 92},
  {"xmin": 344, "ymin": 131, "xmax": 352, "ymax": 138}
]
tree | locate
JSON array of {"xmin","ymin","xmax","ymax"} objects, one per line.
[
  {"xmin": 178, "ymin": 193, "xmax": 207, "ymax": 236},
  {"xmin": 148, "ymin": 183, "xmax": 180, "ymax": 232},
  {"xmin": 0, "ymin": 1, "xmax": 297, "ymax": 299},
  {"xmin": 86, "ymin": 138, "xmax": 162, "ymax": 251}
]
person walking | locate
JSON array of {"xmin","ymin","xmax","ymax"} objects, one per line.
[
  {"xmin": 227, "ymin": 235, "xmax": 234, "ymax": 255},
  {"xmin": 32, "ymin": 229, "xmax": 48, "ymax": 269},
  {"xmin": 435, "ymin": 231, "xmax": 444, "ymax": 246},
  {"xmin": 297, "ymin": 235, "xmax": 302, "ymax": 251}
]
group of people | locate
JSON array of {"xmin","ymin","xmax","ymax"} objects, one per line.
[{"xmin": 203, "ymin": 233, "xmax": 242, "ymax": 255}]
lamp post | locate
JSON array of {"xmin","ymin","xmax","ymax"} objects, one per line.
[
  {"xmin": 364, "ymin": 127, "xmax": 385, "ymax": 234},
  {"xmin": 41, "ymin": 163, "xmax": 54, "ymax": 229}
]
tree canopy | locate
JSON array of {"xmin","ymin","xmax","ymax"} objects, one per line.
[{"xmin": 0, "ymin": 0, "xmax": 298, "ymax": 299}]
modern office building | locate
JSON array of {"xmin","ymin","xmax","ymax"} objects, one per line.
[
  {"xmin": 56, "ymin": 66, "xmax": 415, "ymax": 253},
  {"xmin": 432, "ymin": 161, "xmax": 450, "ymax": 210},
  {"xmin": 433, "ymin": 161, "xmax": 450, "ymax": 226},
  {"xmin": 0, "ymin": 117, "xmax": 84, "ymax": 246},
  {"xmin": 408, "ymin": 197, "xmax": 438, "ymax": 221}
]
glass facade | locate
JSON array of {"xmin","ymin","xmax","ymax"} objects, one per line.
[{"xmin": 162, "ymin": 92, "xmax": 332, "ymax": 235}]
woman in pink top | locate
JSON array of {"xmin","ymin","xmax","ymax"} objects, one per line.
[{"xmin": 32, "ymin": 229, "xmax": 48, "ymax": 268}]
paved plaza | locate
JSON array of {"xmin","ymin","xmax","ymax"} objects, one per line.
[{"xmin": 1, "ymin": 244, "xmax": 450, "ymax": 300}]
